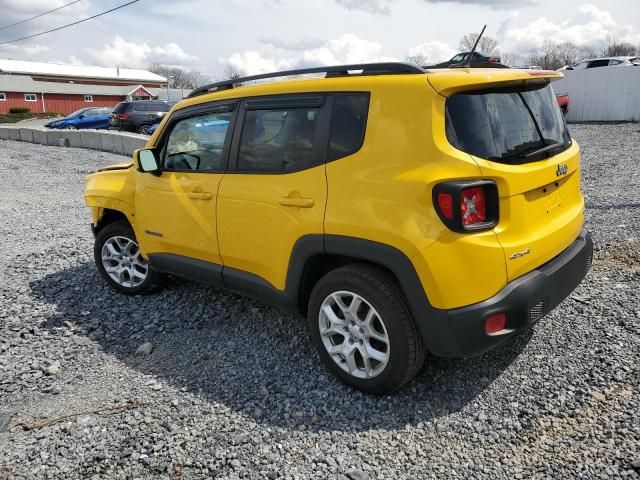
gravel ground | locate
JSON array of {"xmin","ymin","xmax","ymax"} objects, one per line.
[{"xmin": 0, "ymin": 124, "xmax": 638, "ymax": 479}]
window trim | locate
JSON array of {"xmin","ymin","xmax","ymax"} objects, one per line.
[
  {"xmin": 154, "ymin": 100, "xmax": 238, "ymax": 174},
  {"xmin": 24, "ymin": 93, "xmax": 37, "ymax": 102},
  {"xmin": 228, "ymin": 93, "xmax": 332, "ymax": 175},
  {"xmin": 84, "ymin": 95, "xmax": 94, "ymax": 103},
  {"xmin": 0, "ymin": 93, "xmax": 6, "ymax": 101}
]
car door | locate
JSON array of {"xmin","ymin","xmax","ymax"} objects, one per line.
[
  {"xmin": 83, "ymin": 109, "xmax": 101, "ymax": 129},
  {"xmin": 134, "ymin": 101, "xmax": 236, "ymax": 275},
  {"xmin": 217, "ymin": 94, "xmax": 329, "ymax": 292}
]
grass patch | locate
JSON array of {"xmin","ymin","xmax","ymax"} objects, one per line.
[{"xmin": 0, "ymin": 112, "xmax": 62, "ymax": 124}]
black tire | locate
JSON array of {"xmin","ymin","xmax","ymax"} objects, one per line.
[
  {"xmin": 64, "ymin": 124, "xmax": 78, "ymax": 130},
  {"xmin": 307, "ymin": 264, "xmax": 425, "ymax": 395},
  {"xmin": 94, "ymin": 220, "xmax": 161, "ymax": 295},
  {"xmin": 137, "ymin": 124, "xmax": 151, "ymax": 135}
]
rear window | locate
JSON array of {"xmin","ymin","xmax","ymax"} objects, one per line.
[
  {"xmin": 112, "ymin": 102, "xmax": 130, "ymax": 114},
  {"xmin": 445, "ymin": 84, "xmax": 571, "ymax": 164}
]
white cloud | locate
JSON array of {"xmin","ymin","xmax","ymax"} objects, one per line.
[
  {"xmin": 87, "ymin": 36, "xmax": 199, "ymax": 68},
  {"xmin": 422, "ymin": 0, "xmax": 537, "ymax": 8},
  {"xmin": 223, "ymin": 50, "xmax": 294, "ymax": 76},
  {"xmin": 0, "ymin": 43, "xmax": 50, "ymax": 58},
  {"xmin": 334, "ymin": 0, "xmax": 392, "ymax": 15},
  {"xmin": 220, "ymin": 34, "xmax": 395, "ymax": 76},
  {"xmin": 499, "ymin": 3, "xmax": 640, "ymax": 54},
  {"xmin": 407, "ymin": 41, "xmax": 456, "ymax": 64}
]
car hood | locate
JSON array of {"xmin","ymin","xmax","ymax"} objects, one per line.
[{"xmin": 97, "ymin": 162, "xmax": 133, "ymax": 172}]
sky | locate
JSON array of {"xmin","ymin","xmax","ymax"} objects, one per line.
[{"xmin": 0, "ymin": 0, "xmax": 638, "ymax": 78}]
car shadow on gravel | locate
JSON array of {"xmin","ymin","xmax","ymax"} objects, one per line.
[{"xmin": 30, "ymin": 263, "xmax": 532, "ymax": 432}]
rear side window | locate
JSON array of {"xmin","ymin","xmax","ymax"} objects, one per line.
[
  {"xmin": 133, "ymin": 103, "xmax": 151, "ymax": 112},
  {"xmin": 112, "ymin": 102, "xmax": 130, "ymax": 114},
  {"xmin": 329, "ymin": 94, "xmax": 369, "ymax": 160},
  {"xmin": 445, "ymin": 84, "xmax": 571, "ymax": 164},
  {"xmin": 238, "ymin": 107, "xmax": 320, "ymax": 172},
  {"xmin": 587, "ymin": 60, "xmax": 609, "ymax": 68}
]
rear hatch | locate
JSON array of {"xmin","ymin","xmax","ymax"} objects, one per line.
[
  {"xmin": 110, "ymin": 102, "xmax": 130, "ymax": 127},
  {"xmin": 439, "ymin": 73, "xmax": 584, "ymax": 281}
]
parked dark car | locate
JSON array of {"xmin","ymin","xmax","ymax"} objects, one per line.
[
  {"xmin": 556, "ymin": 92, "xmax": 570, "ymax": 115},
  {"xmin": 45, "ymin": 107, "xmax": 111, "ymax": 130},
  {"xmin": 426, "ymin": 51, "xmax": 507, "ymax": 69},
  {"xmin": 109, "ymin": 101, "xmax": 171, "ymax": 134}
]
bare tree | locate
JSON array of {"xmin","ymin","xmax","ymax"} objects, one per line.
[
  {"xmin": 458, "ymin": 33, "xmax": 499, "ymax": 54},
  {"xmin": 601, "ymin": 34, "xmax": 637, "ymax": 57},
  {"xmin": 499, "ymin": 51, "xmax": 525, "ymax": 67},
  {"xmin": 527, "ymin": 41, "xmax": 596, "ymax": 70},
  {"xmin": 404, "ymin": 54, "xmax": 429, "ymax": 67},
  {"xmin": 223, "ymin": 64, "xmax": 245, "ymax": 81},
  {"xmin": 148, "ymin": 64, "xmax": 211, "ymax": 89}
]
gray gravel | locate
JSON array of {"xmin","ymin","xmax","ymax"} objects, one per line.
[{"xmin": 0, "ymin": 124, "xmax": 639, "ymax": 479}]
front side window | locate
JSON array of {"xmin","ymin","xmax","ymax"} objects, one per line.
[
  {"xmin": 24, "ymin": 93, "xmax": 37, "ymax": 102},
  {"xmin": 238, "ymin": 107, "xmax": 319, "ymax": 172},
  {"xmin": 164, "ymin": 112, "xmax": 232, "ymax": 171},
  {"xmin": 445, "ymin": 83, "xmax": 571, "ymax": 165},
  {"xmin": 329, "ymin": 94, "xmax": 369, "ymax": 160}
]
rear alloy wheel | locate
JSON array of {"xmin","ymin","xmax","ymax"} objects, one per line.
[
  {"xmin": 94, "ymin": 221, "xmax": 161, "ymax": 294},
  {"xmin": 138, "ymin": 124, "xmax": 152, "ymax": 135},
  {"xmin": 319, "ymin": 291, "xmax": 390, "ymax": 379},
  {"xmin": 308, "ymin": 264, "xmax": 425, "ymax": 394}
]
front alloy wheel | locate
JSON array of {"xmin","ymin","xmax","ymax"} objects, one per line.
[
  {"xmin": 94, "ymin": 220, "xmax": 161, "ymax": 294},
  {"xmin": 101, "ymin": 236, "xmax": 148, "ymax": 288}
]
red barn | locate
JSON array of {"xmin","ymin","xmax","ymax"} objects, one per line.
[{"xmin": 0, "ymin": 59, "xmax": 167, "ymax": 115}]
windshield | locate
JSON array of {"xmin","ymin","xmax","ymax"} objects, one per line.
[{"xmin": 445, "ymin": 84, "xmax": 571, "ymax": 164}]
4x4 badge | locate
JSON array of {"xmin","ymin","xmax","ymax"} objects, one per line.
[{"xmin": 556, "ymin": 164, "xmax": 568, "ymax": 176}]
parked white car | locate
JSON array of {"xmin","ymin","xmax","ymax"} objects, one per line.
[{"xmin": 563, "ymin": 56, "xmax": 640, "ymax": 70}]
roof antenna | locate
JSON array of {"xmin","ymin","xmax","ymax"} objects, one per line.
[{"xmin": 465, "ymin": 24, "xmax": 487, "ymax": 68}]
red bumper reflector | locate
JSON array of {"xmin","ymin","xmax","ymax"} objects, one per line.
[
  {"xmin": 485, "ymin": 313, "xmax": 506, "ymax": 334},
  {"xmin": 437, "ymin": 193, "xmax": 454, "ymax": 219}
]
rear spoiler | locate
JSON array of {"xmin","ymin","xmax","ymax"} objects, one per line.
[{"xmin": 427, "ymin": 69, "xmax": 564, "ymax": 96}]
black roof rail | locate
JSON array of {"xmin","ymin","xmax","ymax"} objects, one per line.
[{"xmin": 187, "ymin": 62, "xmax": 426, "ymax": 98}]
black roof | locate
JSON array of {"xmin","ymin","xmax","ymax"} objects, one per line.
[{"xmin": 188, "ymin": 62, "xmax": 425, "ymax": 99}]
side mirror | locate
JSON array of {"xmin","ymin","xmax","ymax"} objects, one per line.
[
  {"xmin": 135, "ymin": 149, "xmax": 160, "ymax": 174},
  {"xmin": 79, "ymin": 115, "xmax": 85, "ymax": 119}
]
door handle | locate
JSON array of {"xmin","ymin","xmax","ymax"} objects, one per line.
[
  {"xmin": 187, "ymin": 191, "xmax": 212, "ymax": 200},
  {"xmin": 278, "ymin": 197, "xmax": 314, "ymax": 208}
]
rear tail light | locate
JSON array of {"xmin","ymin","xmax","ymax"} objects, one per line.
[
  {"xmin": 433, "ymin": 180, "xmax": 499, "ymax": 233},
  {"xmin": 115, "ymin": 113, "xmax": 131, "ymax": 120},
  {"xmin": 461, "ymin": 186, "xmax": 486, "ymax": 226}
]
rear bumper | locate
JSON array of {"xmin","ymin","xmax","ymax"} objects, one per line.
[{"xmin": 420, "ymin": 229, "xmax": 593, "ymax": 358}]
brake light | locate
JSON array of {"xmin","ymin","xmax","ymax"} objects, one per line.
[
  {"xmin": 116, "ymin": 113, "xmax": 131, "ymax": 120},
  {"xmin": 461, "ymin": 187, "xmax": 486, "ymax": 226},
  {"xmin": 433, "ymin": 180, "xmax": 498, "ymax": 233}
]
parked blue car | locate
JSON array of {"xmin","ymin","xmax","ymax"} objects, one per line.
[{"xmin": 45, "ymin": 107, "xmax": 112, "ymax": 130}]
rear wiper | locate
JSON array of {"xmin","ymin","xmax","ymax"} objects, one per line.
[{"xmin": 523, "ymin": 142, "xmax": 565, "ymax": 160}]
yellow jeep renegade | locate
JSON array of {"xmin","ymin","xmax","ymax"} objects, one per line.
[{"xmin": 84, "ymin": 63, "xmax": 592, "ymax": 394}]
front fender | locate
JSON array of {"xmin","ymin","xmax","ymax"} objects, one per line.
[{"xmin": 84, "ymin": 166, "xmax": 136, "ymax": 226}]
